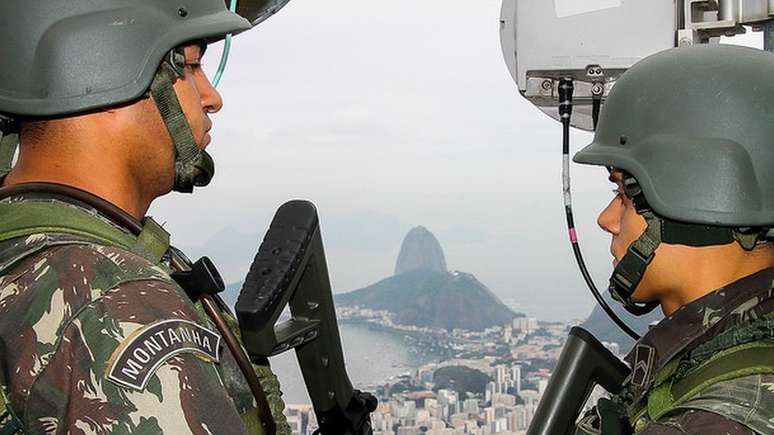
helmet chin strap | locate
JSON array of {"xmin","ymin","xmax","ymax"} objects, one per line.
[
  {"xmin": 609, "ymin": 210, "xmax": 662, "ymax": 316},
  {"xmin": 611, "ymin": 173, "xmax": 741, "ymax": 316},
  {"xmin": 149, "ymin": 60, "xmax": 215, "ymax": 193},
  {"xmin": 1, "ymin": 54, "xmax": 215, "ymax": 192}
]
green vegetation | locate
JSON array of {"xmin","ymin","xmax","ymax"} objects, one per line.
[
  {"xmin": 389, "ymin": 382, "xmax": 424, "ymax": 395},
  {"xmin": 432, "ymin": 366, "xmax": 492, "ymax": 398}
]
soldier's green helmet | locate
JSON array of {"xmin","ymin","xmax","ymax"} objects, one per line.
[
  {"xmin": 573, "ymin": 44, "xmax": 774, "ymax": 315},
  {"xmin": 0, "ymin": 0, "xmax": 291, "ymax": 192}
]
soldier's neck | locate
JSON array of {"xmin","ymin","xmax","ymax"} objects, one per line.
[
  {"xmin": 658, "ymin": 245, "xmax": 774, "ymax": 315},
  {"xmin": 3, "ymin": 142, "xmax": 154, "ymax": 221}
]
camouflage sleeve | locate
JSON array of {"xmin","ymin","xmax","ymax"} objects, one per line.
[
  {"xmin": 0, "ymin": 243, "xmax": 262, "ymax": 434},
  {"xmin": 667, "ymin": 373, "xmax": 774, "ymax": 435},
  {"xmin": 25, "ymin": 279, "xmax": 251, "ymax": 434},
  {"xmin": 639, "ymin": 409, "xmax": 756, "ymax": 435}
]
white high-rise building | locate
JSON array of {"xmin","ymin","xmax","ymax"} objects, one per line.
[
  {"xmin": 486, "ymin": 381, "xmax": 496, "ymax": 403},
  {"xmin": 495, "ymin": 365, "xmax": 508, "ymax": 384},
  {"xmin": 511, "ymin": 365, "xmax": 522, "ymax": 393},
  {"xmin": 512, "ymin": 405, "xmax": 531, "ymax": 430},
  {"xmin": 512, "ymin": 317, "xmax": 539, "ymax": 333}
]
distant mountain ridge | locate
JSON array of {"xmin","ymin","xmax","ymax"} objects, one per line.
[
  {"xmin": 336, "ymin": 226, "xmax": 518, "ymax": 331},
  {"xmin": 336, "ymin": 269, "xmax": 517, "ymax": 331}
]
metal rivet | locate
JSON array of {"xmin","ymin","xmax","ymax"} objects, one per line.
[{"xmin": 178, "ymin": 7, "xmax": 188, "ymax": 17}]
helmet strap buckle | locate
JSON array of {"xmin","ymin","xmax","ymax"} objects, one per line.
[
  {"xmin": 166, "ymin": 47, "xmax": 187, "ymax": 78},
  {"xmin": 0, "ymin": 117, "xmax": 18, "ymax": 179}
]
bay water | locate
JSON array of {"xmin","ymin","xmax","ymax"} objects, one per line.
[{"xmin": 269, "ymin": 322, "xmax": 443, "ymax": 404}]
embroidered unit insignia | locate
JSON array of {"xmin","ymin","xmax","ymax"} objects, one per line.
[{"xmin": 107, "ymin": 319, "xmax": 221, "ymax": 390}]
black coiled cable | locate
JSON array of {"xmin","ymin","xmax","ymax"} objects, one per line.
[{"xmin": 558, "ymin": 78, "xmax": 640, "ymax": 341}]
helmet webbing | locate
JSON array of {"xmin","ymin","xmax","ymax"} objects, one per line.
[
  {"xmin": 149, "ymin": 62, "xmax": 214, "ymax": 193},
  {"xmin": 609, "ymin": 211, "xmax": 661, "ymax": 315},
  {"xmin": 0, "ymin": 116, "xmax": 17, "ymax": 179},
  {"xmin": 0, "ymin": 132, "xmax": 17, "ymax": 180}
]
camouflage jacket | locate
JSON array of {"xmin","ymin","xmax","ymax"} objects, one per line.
[
  {"xmin": 0, "ymin": 190, "xmax": 291, "ymax": 434},
  {"xmin": 578, "ymin": 266, "xmax": 774, "ymax": 435}
]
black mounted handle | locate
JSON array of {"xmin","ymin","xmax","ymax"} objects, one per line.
[
  {"xmin": 528, "ymin": 327, "xmax": 630, "ymax": 435},
  {"xmin": 236, "ymin": 200, "xmax": 376, "ymax": 434}
]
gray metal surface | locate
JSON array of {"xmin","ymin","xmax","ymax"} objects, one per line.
[
  {"xmin": 499, "ymin": 0, "xmax": 677, "ymax": 131},
  {"xmin": 500, "ymin": 0, "xmax": 774, "ymax": 131}
]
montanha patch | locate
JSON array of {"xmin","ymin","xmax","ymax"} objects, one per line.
[{"xmin": 107, "ymin": 319, "xmax": 221, "ymax": 391}]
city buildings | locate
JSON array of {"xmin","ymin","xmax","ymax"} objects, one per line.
[{"xmin": 283, "ymin": 307, "xmax": 591, "ymax": 434}]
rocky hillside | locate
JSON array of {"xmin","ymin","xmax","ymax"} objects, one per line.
[{"xmin": 337, "ymin": 270, "xmax": 517, "ymax": 331}]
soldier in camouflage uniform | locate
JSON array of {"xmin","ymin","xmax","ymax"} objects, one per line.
[
  {"xmin": 0, "ymin": 1, "xmax": 294, "ymax": 433},
  {"xmin": 573, "ymin": 44, "xmax": 774, "ymax": 434}
]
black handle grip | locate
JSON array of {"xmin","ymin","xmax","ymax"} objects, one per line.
[
  {"xmin": 237, "ymin": 201, "xmax": 316, "ymax": 328},
  {"xmin": 528, "ymin": 327, "xmax": 630, "ymax": 435},
  {"xmin": 237, "ymin": 199, "xmax": 378, "ymax": 431}
]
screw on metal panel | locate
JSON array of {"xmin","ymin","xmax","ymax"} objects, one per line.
[
  {"xmin": 178, "ymin": 7, "xmax": 188, "ymax": 17},
  {"xmin": 541, "ymin": 80, "xmax": 553, "ymax": 91},
  {"xmin": 591, "ymin": 83, "xmax": 604, "ymax": 96}
]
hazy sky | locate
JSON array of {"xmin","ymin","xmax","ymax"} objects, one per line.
[{"xmin": 149, "ymin": 0, "xmax": 763, "ymax": 321}]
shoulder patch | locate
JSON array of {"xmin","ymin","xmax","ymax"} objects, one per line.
[{"xmin": 106, "ymin": 319, "xmax": 221, "ymax": 391}]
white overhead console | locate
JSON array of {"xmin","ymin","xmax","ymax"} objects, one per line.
[{"xmin": 500, "ymin": 0, "xmax": 774, "ymax": 130}]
